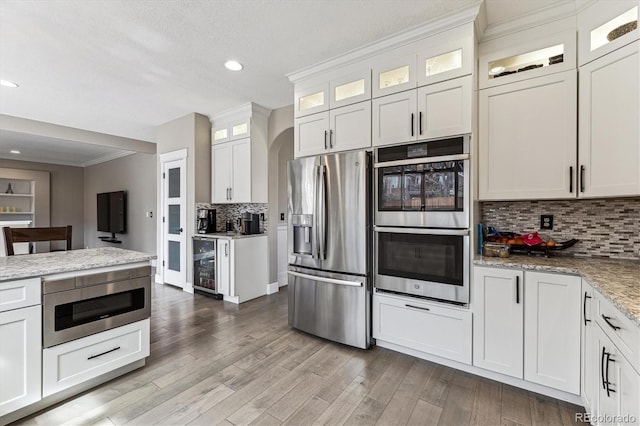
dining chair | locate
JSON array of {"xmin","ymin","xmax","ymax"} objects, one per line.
[{"xmin": 3, "ymin": 225, "xmax": 72, "ymax": 256}]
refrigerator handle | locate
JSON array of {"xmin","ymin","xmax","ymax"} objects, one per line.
[
  {"xmin": 314, "ymin": 165, "xmax": 321, "ymax": 259},
  {"xmin": 319, "ymin": 164, "xmax": 327, "ymax": 260}
]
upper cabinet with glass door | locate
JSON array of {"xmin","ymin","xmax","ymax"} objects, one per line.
[
  {"xmin": 294, "ymin": 67, "xmax": 371, "ymax": 117},
  {"xmin": 578, "ymin": 1, "xmax": 638, "ymax": 66},
  {"xmin": 211, "ymin": 107, "xmax": 253, "ymax": 144},
  {"xmin": 373, "ymin": 23, "xmax": 475, "ymax": 98},
  {"xmin": 479, "ymin": 27, "xmax": 577, "ymax": 89}
]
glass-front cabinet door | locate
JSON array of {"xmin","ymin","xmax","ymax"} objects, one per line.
[
  {"xmin": 372, "ymin": 53, "xmax": 416, "ymax": 98},
  {"xmin": 417, "ymin": 22, "xmax": 474, "ymax": 87},
  {"xmin": 330, "ymin": 70, "xmax": 371, "ymax": 109},
  {"xmin": 294, "ymin": 82, "xmax": 330, "ymax": 117}
]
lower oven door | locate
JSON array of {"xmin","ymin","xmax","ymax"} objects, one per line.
[
  {"xmin": 43, "ymin": 277, "xmax": 151, "ymax": 348},
  {"xmin": 374, "ymin": 227, "xmax": 469, "ymax": 304}
]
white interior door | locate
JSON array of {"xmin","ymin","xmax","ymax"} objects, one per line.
[{"xmin": 162, "ymin": 157, "xmax": 187, "ymax": 288}]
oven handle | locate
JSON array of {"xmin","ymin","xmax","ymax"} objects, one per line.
[
  {"xmin": 374, "ymin": 226, "xmax": 469, "ymax": 236},
  {"xmin": 374, "ymin": 153, "xmax": 469, "ymax": 168}
]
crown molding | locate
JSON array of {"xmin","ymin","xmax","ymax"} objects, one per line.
[
  {"xmin": 82, "ymin": 150, "xmax": 135, "ymax": 167},
  {"xmin": 480, "ymin": 0, "xmax": 578, "ymax": 42},
  {"xmin": 209, "ymin": 102, "xmax": 271, "ymax": 123},
  {"xmin": 287, "ymin": 2, "xmax": 482, "ymax": 83}
]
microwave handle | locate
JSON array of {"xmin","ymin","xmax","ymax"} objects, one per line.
[{"xmin": 374, "ymin": 226, "xmax": 469, "ymax": 236}]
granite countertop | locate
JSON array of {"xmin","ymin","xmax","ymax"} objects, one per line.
[
  {"xmin": 0, "ymin": 247, "xmax": 156, "ymax": 282},
  {"xmin": 474, "ymin": 255, "xmax": 640, "ymax": 326},
  {"xmin": 194, "ymin": 232, "xmax": 267, "ymax": 240}
]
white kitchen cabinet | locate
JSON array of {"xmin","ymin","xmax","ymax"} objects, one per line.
[
  {"xmin": 216, "ymin": 238, "xmax": 231, "ymax": 297},
  {"xmin": 417, "ymin": 75, "xmax": 472, "ymax": 140},
  {"xmin": 582, "ymin": 280, "xmax": 597, "ymax": 417},
  {"xmin": 577, "ymin": 1, "xmax": 639, "ymax": 66},
  {"xmin": 212, "ymin": 140, "xmax": 252, "ymax": 203},
  {"xmin": 372, "ymin": 291, "xmax": 472, "ymax": 364},
  {"xmin": 294, "ymin": 101, "xmax": 371, "ymax": 158},
  {"xmin": 0, "ymin": 304, "xmax": 41, "ymax": 417},
  {"xmin": 478, "ymin": 70, "xmax": 577, "ymax": 200},
  {"xmin": 372, "ymin": 90, "xmax": 417, "ymax": 147},
  {"xmin": 595, "ymin": 325, "xmax": 640, "ymax": 426},
  {"xmin": 416, "ymin": 23, "xmax": 474, "ymax": 87},
  {"xmin": 473, "ymin": 266, "xmax": 581, "ymax": 394},
  {"xmin": 210, "ymin": 103, "xmax": 269, "ymax": 203},
  {"xmin": 372, "ymin": 54, "xmax": 416, "ymax": 98},
  {"xmin": 523, "ymin": 271, "xmax": 581, "ymax": 394},
  {"xmin": 578, "ymin": 41, "xmax": 639, "ymax": 198},
  {"xmin": 215, "ymin": 236, "xmax": 268, "ymax": 304},
  {"xmin": 43, "ymin": 319, "xmax": 149, "ymax": 397},
  {"xmin": 473, "ymin": 266, "xmax": 524, "ymax": 378}
]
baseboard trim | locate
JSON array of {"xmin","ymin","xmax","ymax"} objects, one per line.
[
  {"xmin": 278, "ymin": 271, "xmax": 288, "ymax": 287},
  {"xmin": 267, "ymin": 282, "xmax": 279, "ymax": 294},
  {"xmin": 154, "ymin": 274, "xmax": 162, "ymax": 284},
  {"xmin": 375, "ymin": 339, "xmax": 583, "ymax": 406}
]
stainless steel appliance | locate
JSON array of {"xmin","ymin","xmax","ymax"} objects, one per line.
[
  {"xmin": 193, "ymin": 236, "xmax": 223, "ymax": 298},
  {"xmin": 375, "ymin": 135, "xmax": 470, "ymax": 229},
  {"xmin": 241, "ymin": 213, "xmax": 260, "ymax": 235},
  {"xmin": 288, "ymin": 150, "xmax": 371, "ymax": 349},
  {"xmin": 197, "ymin": 208, "xmax": 216, "ymax": 234},
  {"xmin": 374, "ymin": 227, "xmax": 470, "ymax": 304},
  {"xmin": 42, "ymin": 266, "xmax": 151, "ymax": 348}
]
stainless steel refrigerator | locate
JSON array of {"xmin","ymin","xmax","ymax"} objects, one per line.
[{"xmin": 287, "ymin": 150, "xmax": 371, "ymax": 349}]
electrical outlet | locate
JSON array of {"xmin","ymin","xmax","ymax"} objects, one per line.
[
  {"xmin": 280, "ymin": 213, "xmax": 285, "ymax": 221},
  {"xmin": 540, "ymin": 214, "xmax": 554, "ymax": 230}
]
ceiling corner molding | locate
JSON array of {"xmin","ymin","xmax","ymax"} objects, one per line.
[
  {"xmin": 82, "ymin": 150, "xmax": 135, "ymax": 168},
  {"xmin": 287, "ymin": 2, "xmax": 482, "ymax": 83},
  {"xmin": 474, "ymin": 0, "xmax": 488, "ymax": 40},
  {"xmin": 480, "ymin": 0, "xmax": 577, "ymax": 42},
  {"xmin": 0, "ymin": 114, "xmax": 157, "ymax": 154}
]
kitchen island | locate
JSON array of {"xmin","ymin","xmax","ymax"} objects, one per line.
[{"xmin": 0, "ymin": 247, "xmax": 155, "ymax": 425}]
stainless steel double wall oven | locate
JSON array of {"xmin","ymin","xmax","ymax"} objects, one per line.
[{"xmin": 374, "ymin": 135, "xmax": 471, "ymax": 305}]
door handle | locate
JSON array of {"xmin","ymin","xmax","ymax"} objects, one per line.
[
  {"xmin": 229, "ymin": 187, "xmax": 232, "ymax": 200},
  {"xmin": 287, "ymin": 271, "xmax": 362, "ymax": 287},
  {"xmin": 602, "ymin": 315, "xmax": 621, "ymax": 331},
  {"xmin": 601, "ymin": 346, "xmax": 607, "ymax": 390},
  {"xmin": 179, "ymin": 228, "xmax": 183, "ymax": 233},
  {"xmin": 324, "ymin": 130, "xmax": 328, "ymax": 149},
  {"xmin": 88, "ymin": 346, "xmax": 121, "ymax": 360},
  {"xmin": 225, "ymin": 242, "xmax": 228, "ymax": 256},
  {"xmin": 329, "ymin": 129, "xmax": 333, "ymax": 148},
  {"xmin": 405, "ymin": 304, "xmax": 430, "ymax": 312},
  {"xmin": 580, "ymin": 165, "xmax": 585, "ymax": 193},
  {"xmin": 583, "ymin": 292, "xmax": 591, "ymax": 326},
  {"xmin": 569, "ymin": 166, "xmax": 573, "ymax": 193},
  {"xmin": 419, "ymin": 111, "xmax": 423, "ymax": 135},
  {"xmin": 410, "ymin": 113, "xmax": 415, "ymax": 137},
  {"xmin": 515, "ymin": 276, "xmax": 520, "ymax": 304},
  {"xmin": 605, "ymin": 352, "xmax": 615, "ymax": 397}
]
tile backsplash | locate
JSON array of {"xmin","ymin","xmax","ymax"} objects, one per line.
[
  {"xmin": 480, "ymin": 198, "xmax": 640, "ymax": 259},
  {"xmin": 197, "ymin": 203, "xmax": 268, "ymax": 233}
]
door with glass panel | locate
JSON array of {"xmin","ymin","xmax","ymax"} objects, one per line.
[{"xmin": 162, "ymin": 157, "xmax": 186, "ymax": 288}]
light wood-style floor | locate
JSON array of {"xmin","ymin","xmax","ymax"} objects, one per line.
[{"xmin": 17, "ymin": 284, "xmax": 587, "ymax": 426}]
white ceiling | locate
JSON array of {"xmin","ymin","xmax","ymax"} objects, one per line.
[{"xmin": 0, "ymin": 0, "xmax": 567, "ymax": 166}]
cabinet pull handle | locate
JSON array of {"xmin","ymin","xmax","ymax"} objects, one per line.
[
  {"xmin": 88, "ymin": 346, "xmax": 121, "ymax": 360},
  {"xmin": 225, "ymin": 243, "xmax": 228, "ymax": 256},
  {"xmin": 602, "ymin": 315, "xmax": 621, "ymax": 331},
  {"xmin": 330, "ymin": 129, "xmax": 334, "ymax": 148},
  {"xmin": 515, "ymin": 276, "xmax": 520, "ymax": 304},
  {"xmin": 569, "ymin": 166, "xmax": 573, "ymax": 193},
  {"xmin": 405, "ymin": 304, "xmax": 430, "ymax": 311},
  {"xmin": 410, "ymin": 113, "xmax": 415, "ymax": 137},
  {"xmin": 583, "ymin": 292, "xmax": 591, "ymax": 326},
  {"xmin": 601, "ymin": 346, "xmax": 607, "ymax": 390},
  {"xmin": 605, "ymin": 351, "xmax": 615, "ymax": 397},
  {"xmin": 229, "ymin": 187, "xmax": 232, "ymax": 200},
  {"xmin": 324, "ymin": 130, "xmax": 328, "ymax": 149},
  {"xmin": 580, "ymin": 165, "xmax": 585, "ymax": 193},
  {"xmin": 419, "ymin": 111, "xmax": 423, "ymax": 135}
]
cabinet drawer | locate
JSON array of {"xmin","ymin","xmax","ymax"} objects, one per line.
[
  {"xmin": 373, "ymin": 291, "xmax": 472, "ymax": 364},
  {"xmin": 594, "ymin": 290, "xmax": 639, "ymax": 373},
  {"xmin": 0, "ymin": 278, "xmax": 40, "ymax": 313},
  {"xmin": 43, "ymin": 319, "xmax": 149, "ymax": 397}
]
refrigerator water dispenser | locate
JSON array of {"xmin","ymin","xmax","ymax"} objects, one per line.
[{"xmin": 292, "ymin": 214, "xmax": 313, "ymax": 255}]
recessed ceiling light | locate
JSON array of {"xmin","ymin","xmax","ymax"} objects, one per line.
[
  {"xmin": 489, "ymin": 66, "xmax": 505, "ymax": 74},
  {"xmin": 0, "ymin": 80, "xmax": 19, "ymax": 88},
  {"xmin": 224, "ymin": 60, "xmax": 243, "ymax": 71},
  {"xmin": 10, "ymin": 150, "xmax": 21, "ymax": 154}
]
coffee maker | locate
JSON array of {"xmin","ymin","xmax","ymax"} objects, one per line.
[
  {"xmin": 197, "ymin": 209, "xmax": 216, "ymax": 234},
  {"xmin": 240, "ymin": 212, "xmax": 260, "ymax": 235}
]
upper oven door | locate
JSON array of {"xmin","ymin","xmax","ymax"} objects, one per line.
[
  {"xmin": 374, "ymin": 227, "xmax": 469, "ymax": 304},
  {"xmin": 375, "ymin": 136, "xmax": 469, "ymax": 228}
]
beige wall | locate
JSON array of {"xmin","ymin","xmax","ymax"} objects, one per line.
[
  {"xmin": 84, "ymin": 153, "xmax": 157, "ymax": 254},
  {"xmin": 0, "ymin": 159, "xmax": 84, "ymax": 249},
  {"xmin": 277, "ymin": 129, "xmax": 294, "ymax": 220},
  {"xmin": 267, "ymin": 105, "xmax": 294, "ymax": 284},
  {"xmin": 157, "ymin": 113, "xmax": 211, "ymax": 287}
]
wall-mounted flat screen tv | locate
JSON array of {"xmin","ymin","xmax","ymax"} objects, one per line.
[{"xmin": 97, "ymin": 190, "xmax": 127, "ymax": 234}]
